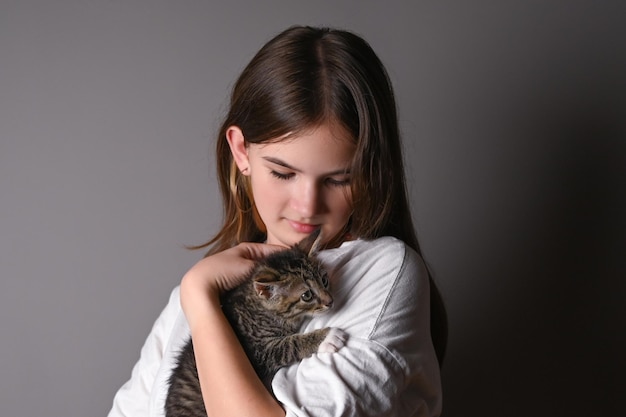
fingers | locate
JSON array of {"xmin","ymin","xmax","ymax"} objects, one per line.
[
  {"xmin": 184, "ymin": 242, "xmax": 287, "ymax": 294},
  {"xmin": 236, "ymin": 242, "xmax": 286, "ymax": 261},
  {"xmin": 180, "ymin": 242, "xmax": 288, "ymax": 330}
]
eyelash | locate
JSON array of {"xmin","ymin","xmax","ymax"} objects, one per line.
[
  {"xmin": 270, "ymin": 171, "xmax": 350, "ymax": 187},
  {"xmin": 270, "ymin": 171, "xmax": 294, "ymax": 181},
  {"xmin": 325, "ymin": 178, "xmax": 350, "ymax": 187}
]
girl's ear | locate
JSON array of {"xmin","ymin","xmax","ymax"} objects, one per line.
[{"xmin": 225, "ymin": 126, "xmax": 250, "ymax": 175}]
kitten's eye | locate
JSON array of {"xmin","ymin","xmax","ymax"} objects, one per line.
[
  {"xmin": 301, "ymin": 290, "xmax": 313, "ymax": 302},
  {"xmin": 322, "ymin": 275, "xmax": 329, "ymax": 288}
]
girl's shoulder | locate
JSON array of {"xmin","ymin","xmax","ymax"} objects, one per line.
[
  {"xmin": 339, "ymin": 235, "xmax": 407, "ymax": 252},
  {"xmin": 320, "ymin": 236, "xmax": 426, "ymax": 284},
  {"xmin": 311, "ymin": 236, "xmax": 428, "ymax": 340}
]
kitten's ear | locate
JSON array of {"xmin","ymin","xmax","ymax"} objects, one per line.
[
  {"xmin": 253, "ymin": 281, "xmax": 274, "ymax": 299},
  {"xmin": 253, "ymin": 268, "xmax": 279, "ymax": 299},
  {"xmin": 297, "ymin": 228, "xmax": 323, "ymax": 256}
]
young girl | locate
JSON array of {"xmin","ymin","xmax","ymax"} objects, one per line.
[{"xmin": 108, "ymin": 25, "xmax": 446, "ymax": 417}]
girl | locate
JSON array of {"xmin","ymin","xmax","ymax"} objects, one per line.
[{"xmin": 108, "ymin": 25, "xmax": 446, "ymax": 417}]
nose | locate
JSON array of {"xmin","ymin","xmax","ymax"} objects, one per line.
[
  {"xmin": 291, "ymin": 180, "xmax": 321, "ymax": 218},
  {"xmin": 321, "ymin": 293, "xmax": 334, "ymax": 309}
]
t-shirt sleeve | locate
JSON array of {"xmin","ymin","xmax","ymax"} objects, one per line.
[
  {"xmin": 107, "ymin": 286, "xmax": 181, "ymax": 417},
  {"xmin": 272, "ymin": 238, "xmax": 442, "ymax": 417}
]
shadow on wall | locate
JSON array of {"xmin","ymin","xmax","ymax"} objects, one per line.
[{"xmin": 441, "ymin": 64, "xmax": 626, "ymax": 416}]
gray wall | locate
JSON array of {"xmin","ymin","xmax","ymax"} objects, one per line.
[{"xmin": 1, "ymin": 1, "xmax": 624, "ymax": 416}]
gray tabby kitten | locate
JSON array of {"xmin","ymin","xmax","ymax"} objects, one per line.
[{"xmin": 165, "ymin": 230, "xmax": 346, "ymax": 417}]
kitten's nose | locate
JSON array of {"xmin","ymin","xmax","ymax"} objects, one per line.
[{"xmin": 322, "ymin": 295, "xmax": 334, "ymax": 309}]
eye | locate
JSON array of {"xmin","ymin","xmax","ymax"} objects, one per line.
[
  {"xmin": 325, "ymin": 177, "xmax": 350, "ymax": 187},
  {"xmin": 271, "ymin": 170, "xmax": 294, "ymax": 181},
  {"xmin": 301, "ymin": 290, "xmax": 313, "ymax": 302},
  {"xmin": 321, "ymin": 274, "xmax": 329, "ymax": 288}
]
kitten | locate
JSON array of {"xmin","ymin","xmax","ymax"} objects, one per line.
[{"xmin": 165, "ymin": 230, "xmax": 347, "ymax": 417}]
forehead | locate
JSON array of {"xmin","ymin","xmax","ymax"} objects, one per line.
[{"xmin": 249, "ymin": 123, "xmax": 355, "ymax": 172}]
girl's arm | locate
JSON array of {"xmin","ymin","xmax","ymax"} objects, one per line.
[
  {"xmin": 179, "ymin": 243, "xmax": 286, "ymax": 417},
  {"xmin": 108, "ymin": 288, "xmax": 181, "ymax": 417}
]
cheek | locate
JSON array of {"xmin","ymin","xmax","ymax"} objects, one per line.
[
  {"xmin": 329, "ymin": 189, "xmax": 352, "ymax": 218},
  {"xmin": 250, "ymin": 179, "xmax": 271, "ymax": 206},
  {"xmin": 250, "ymin": 176, "xmax": 286, "ymax": 215}
]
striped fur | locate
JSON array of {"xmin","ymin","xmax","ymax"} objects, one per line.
[{"xmin": 165, "ymin": 232, "xmax": 335, "ymax": 417}]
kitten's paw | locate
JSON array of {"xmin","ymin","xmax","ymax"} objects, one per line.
[{"xmin": 318, "ymin": 328, "xmax": 348, "ymax": 353}]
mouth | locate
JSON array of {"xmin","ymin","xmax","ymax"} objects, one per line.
[
  {"xmin": 314, "ymin": 305, "xmax": 332, "ymax": 314},
  {"xmin": 287, "ymin": 220, "xmax": 320, "ymax": 234}
]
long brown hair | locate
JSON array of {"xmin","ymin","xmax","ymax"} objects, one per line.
[{"xmin": 198, "ymin": 25, "xmax": 447, "ymax": 365}]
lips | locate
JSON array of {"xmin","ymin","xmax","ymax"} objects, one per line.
[{"xmin": 288, "ymin": 220, "xmax": 319, "ymax": 234}]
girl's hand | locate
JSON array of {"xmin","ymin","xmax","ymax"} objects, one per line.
[
  {"xmin": 179, "ymin": 242, "xmax": 284, "ymax": 328},
  {"xmin": 178, "ymin": 242, "xmax": 288, "ymax": 417}
]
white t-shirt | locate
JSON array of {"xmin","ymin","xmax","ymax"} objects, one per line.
[{"xmin": 107, "ymin": 237, "xmax": 442, "ymax": 417}]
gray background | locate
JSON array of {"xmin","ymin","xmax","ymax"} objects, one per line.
[{"xmin": 1, "ymin": 1, "xmax": 624, "ymax": 416}]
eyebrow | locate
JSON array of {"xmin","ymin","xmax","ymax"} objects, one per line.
[{"xmin": 262, "ymin": 156, "xmax": 350, "ymax": 176}]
